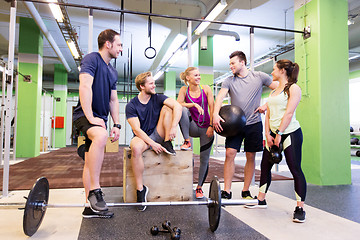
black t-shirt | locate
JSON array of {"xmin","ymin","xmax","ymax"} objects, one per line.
[{"xmin": 125, "ymin": 94, "xmax": 168, "ymax": 135}]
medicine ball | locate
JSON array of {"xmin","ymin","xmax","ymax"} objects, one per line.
[
  {"xmin": 350, "ymin": 137, "xmax": 359, "ymax": 145},
  {"xmin": 215, "ymin": 105, "xmax": 246, "ymax": 137},
  {"xmin": 77, "ymin": 144, "xmax": 86, "ymax": 160},
  {"xmin": 269, "ymin": 143, "xmax": 283, "ymax": 164}
]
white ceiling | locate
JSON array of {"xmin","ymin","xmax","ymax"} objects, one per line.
[{"xmin": 0, "ymin": 0, "xmax": 360, "ymax": 92}]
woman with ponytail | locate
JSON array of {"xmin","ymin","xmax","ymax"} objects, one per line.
[
  {"xmin": 245, "ymin": 59, "xmax": 307, "ymax": 223},
  {"xmin": 177, "ymin": 67, "xmax": 214, "ymax": 199}
]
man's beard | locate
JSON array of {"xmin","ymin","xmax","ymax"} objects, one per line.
[{"xmin": 145, "ymin": 88, "xmax": 155, "ymax": 95}]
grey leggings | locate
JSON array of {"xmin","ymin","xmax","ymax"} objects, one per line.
[{"xmin": 179, "ymin": 107, "xmax": 214, "ymax": 186}]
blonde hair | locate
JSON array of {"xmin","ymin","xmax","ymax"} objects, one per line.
[
  {"xmin": 180, "ymin": 67, "xmax": 198, "ymax": 86},
  {"xmin": 135, "ymin": 71, "xmax": 152, "ymax": 91}
]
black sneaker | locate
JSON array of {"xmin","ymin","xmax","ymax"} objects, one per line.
[
  {"xmin": 241, "ymin": 190, "xmax": 254, "ymax": 199},
  {"xmin": 161, "ymin": 140, "xmax": 176, "ymax": 156},
  {"xmin": 136, "ymin": 185, "xmax": 149, "ymax": 212},
  {"xmin": 221, "ymin": 190, "xmax": 232, "ymax": 199},
  {"xmin": 82, "ymin": 207, "xmax": 114, "ymax": 219},
  {"xmin": 88, "ymin": 188, "xmax": 108, "ymax": 212},
  {"xmin": 293, "ymin": 206, "xmax": 306, "ymax": 223},
  {"xmin": 244, "ymin": 196, "xmax": 267, "ymax": 209}
]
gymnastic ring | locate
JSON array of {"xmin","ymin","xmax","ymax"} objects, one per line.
[{"xmin": 144, "ymin": 46, "xmax": 157, "ymax": 59}]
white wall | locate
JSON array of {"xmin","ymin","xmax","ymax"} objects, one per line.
[
  {"xmin": 40, "ymin": 93, "xmax": 54, "ymax": 149},
  {"xmin": 350, "ymin": 77, "xmax": 360, "ymax": 131}
]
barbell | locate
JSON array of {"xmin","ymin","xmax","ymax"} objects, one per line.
[{"xmin": 0, "ymin": 176, "xmax": 257, "ymax": 237}]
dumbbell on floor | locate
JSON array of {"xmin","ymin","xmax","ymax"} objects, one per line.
[
  {"xmin": 162, "ymin": 220, "xmax": 181, "ymax": 240},
  {"xmin": 150, "ymin": 220, "xmax": 181, "ymax": 240},
  {"xmin": 150, "ymin": 225, "xmax": 170, "ymax": 235}
]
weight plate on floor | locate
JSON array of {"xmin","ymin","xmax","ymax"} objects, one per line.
[
  {"xmin": 208, "ymin": 175, "xmax": 221, "ymax": 232},
  {"xmin": 23, "ymin": 177, "xmax": 49, "ymax": 236}
]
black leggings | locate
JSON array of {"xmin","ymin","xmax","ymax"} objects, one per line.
[{"xmin": 259, "ymin": 128, "xmax": 307, "ymax": 201}]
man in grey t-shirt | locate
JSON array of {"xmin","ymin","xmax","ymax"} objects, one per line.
[{"xmin": 213, "ymin": 51, "xmax": 277, "ymax": 200}]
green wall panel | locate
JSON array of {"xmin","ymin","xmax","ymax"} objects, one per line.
[
  {"xmin": 16, "ymin": 17, "xmax": 43, "ymax": 158},
  {"xmin": 295, "ymin": 0, "xmax": 351, "ymax": 185},
  {"xmin": 53, "ymin": 64, "xmax": 68, "ymax": 148}
]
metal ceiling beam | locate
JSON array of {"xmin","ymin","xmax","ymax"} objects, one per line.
[
  {"xmin": 22, "ymin": 1, "xmax": 71, "ymax": 72},
  {"xmin": 56, "ymin": 0, "xmax": 82, "ymax": 66}
]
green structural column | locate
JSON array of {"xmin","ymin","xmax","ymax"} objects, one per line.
[
  {"xmin": 53, "ymin": 64, "xmax": 68, "ymax": 148},
  {"xmin": 294, "ymin": 0, "xmax": 351, "ymax": 185},
  {"xmin": 16, "ymin": 17, "xmax": 43, "ymax": 158},
  {"xmin": 164, "ymin": 71, "xmax": 176, "ymax": 99},
  {"xmin": 194, "ymin": 36, "xmax": 214, "ymax": 155}
]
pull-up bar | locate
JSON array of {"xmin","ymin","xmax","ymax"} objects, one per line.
[{"xmin": 19, "ymin": 0, "xmax": 308, "ymax": 36}]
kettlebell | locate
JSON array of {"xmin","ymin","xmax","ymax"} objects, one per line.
[{"xmin": 269, "ymin": 143, "xmax": 283, "ymax": 164}]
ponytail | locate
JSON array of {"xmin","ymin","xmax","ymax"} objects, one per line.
[{"xmin": 277, "ymin": 60, "xmax": 299, "ymax": 97}]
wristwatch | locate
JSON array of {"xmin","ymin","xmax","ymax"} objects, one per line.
[
  {"xmin": 113, "ymin": 124, "xmax": 121, "ymax": 129},
  {"xmin": 275, "ymin": 129, "xmax": 283, "ymax": 136}
]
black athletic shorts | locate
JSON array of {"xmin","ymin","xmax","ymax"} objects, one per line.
[
  {"xmin": 73, "ymin": 116, "xmax": 101, "ymax": 152},
  {"xmin": 225, "ymin": 121, "xmax": 263, "ymax": 153}
]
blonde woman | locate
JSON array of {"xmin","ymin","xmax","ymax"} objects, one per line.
[{"xmin": 177, "ymin": 67, "xmax": 214, "ymax": 199}]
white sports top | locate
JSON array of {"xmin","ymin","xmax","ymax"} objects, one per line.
[{"xmin": 267, "ymin": 90, "xmax": 300, "ymax": 134}]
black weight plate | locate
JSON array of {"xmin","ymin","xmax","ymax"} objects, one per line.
[
  {"xmin": 23, "ymin": 177, "xmax": 49, "ymax": 236},
  {"xmin": 208, "ymin": 176, "xmax": 221, "ymax": 232}
]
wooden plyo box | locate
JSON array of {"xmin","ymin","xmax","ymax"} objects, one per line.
[
  {"xmin": 40, "ymin": 137, "xmax": 48, "ymax": 152},
  {"xmin": 77, "ymin": 136, "xmax": 85, "ymax": 147},
  {"xmin": 77, "ymin": 136, "xmax": 119, "ymax": 153},
  {"xmin": 105, "ymin": 137, "xmax": 119, "ymax": 152},
  {"xmin": 123, "ymin": 147, "xmax": 193, "ymax": 202}
]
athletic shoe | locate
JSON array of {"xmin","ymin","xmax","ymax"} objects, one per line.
[
  {"xmin": 136, "ymin": 185, "xmax": 149, "ymax": 212},
  {"xmin": 244, "ymin": 196, "xmax": 267, "ymax": 209},
  {"xmin": 180, "ymin": 140, "xmax": 192, "ymax": 150},
  {"xmin": 293, "ymin": 206, "xmax": 306, "ymax": 223},
  {"xmin": 88, "ymin": 188, "xmax": 108, "ymax": 212},
  {"xmin": 221, "ymin": 190, "xmax": 232, "ymax": 199},
  {"xmin": 241, "ymin": 190, "xmax": 254, "ymax": 199},
  {"xmin": 195, "ymin": 187, "xmax": 204, "ymax": 199},
  {"xmin": 82, "ymin": 207, "xmax": 114, "ymax": 219},
  {"xmin": 161, "ymin": 140, "xmax": 176, "ymax": 156}
]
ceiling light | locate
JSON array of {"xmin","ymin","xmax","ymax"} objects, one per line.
[
  {"xmin": 47, "ymin": 0, "xmax": 64, "ymax": 23},
  {"xmin": 153, "ymin": 70, "xmax": 164, "ymax": 81},
  {"xmin": 194, "ymin": 1, "xmax": 227, "ymax": 35},
  {"xmin": 67, "ymin": 39, "xmax": 80, "ymax": 59}
]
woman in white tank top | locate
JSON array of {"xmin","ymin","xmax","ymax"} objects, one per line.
[{"xmin": 245, "ymin": 59, "xmax": 307, "ymax": 223}]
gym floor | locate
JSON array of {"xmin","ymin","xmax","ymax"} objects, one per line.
[{"xmin": 1, "ymin": 151, "xmax": 360, "ymax": 239}]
